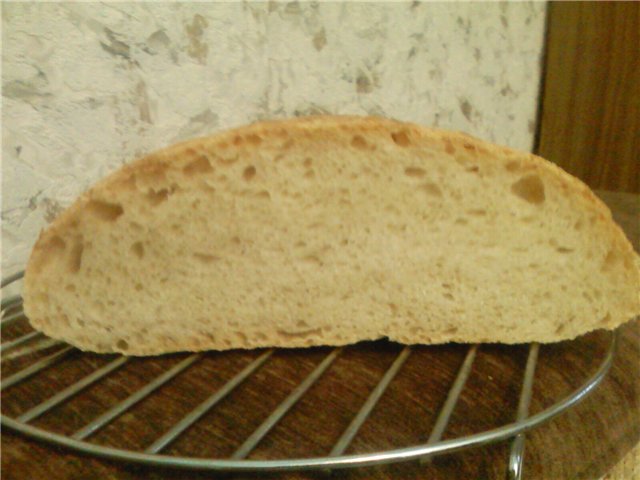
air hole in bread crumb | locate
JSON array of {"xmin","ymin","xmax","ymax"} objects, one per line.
[
  {"xmin": 243, "ymin": 166, "xmax": 256, "ymax": 181},
  {"xmin": 87, "ymin": 200, "xmax": 124, "ymax": 221},
  {"xmin": 391, "ymin": 131, "xmax": 411, "ymax": 146},
  {"xmin": 218, "ymin": 155, "xmax": 239, "ymax": 166},
  {"xmin": 193, "ymin": 253, "xmax": 221, "ymax": 264},
  {"xmin": 135, "ymin": 283, "xmax": 143, "ymax": 291},
  {"xmin": 419, "ymin": 182, "xmax": 443, "ymax": 197},
  {"xmin": 295, "ymin": 241, "xmax": 307, "ymax": 248},
  {"xmin": 65, "ymin": 284, "xmax": 76, "ymax": 292},
  {"xmin": 466, "ymin": 165, "xmax": 480, "ymax": 173},
  {"xmin": 573, "ymin": 220, "xmax": 583, "ymax": 230},
  {"xmin": 282, "ymin": 139, "xmax": 295, "ymax": 150},
  {"xmin": 116, "ymin": 339, "xmax": 129, "ymax": 351},
  {"xmin": 601, "ymin": 249, "xmax": 619, "ymax": 271},
  {"xmin": 137, "ymin": 164, "xmax": 168, "ymax": 186},
  {"xmin": 351, "ymin": 135, "xmax": 368, "ymax": 149},
  {"xmin": 146, "ymin": 189, "xmax": 170, "ymax": 206},
  {"xmin": 467, "ymin": 209, "xmax": 486, "ymax": 216},
  {"xmin": 404, "ymin": 167, "xmax": 426, "ymax": 178},
  {"xmin": 49, "ymin": 235, "xmax": 66, "ymax": 252},
  {"xmin": 443, "ymin": 325, "xmax": 458, "ymax": 334},
  {"xmin": 256, "ymin": 190, "xmax": 271, "ymax": 199},
  {"xmin": 121, "ymin": 174, "xmax": 137, "ymax": 191},
  {"xmin": 556, "ymin": 247, "xmax": 573, "ymax": 254},
  {"xmin": 505, "ymin": 160, "xmax": 520, "ymax": 172},
  {"xmin": 511, "ymin": 175, "xmax": 545, "ymax": 205},
  {"xmin": 301, "ymin": 255, "xmax": 322, "ymax": 266},
  {"xmin": 32, "ymin": 235, "xmax": 67, "ymax": 272},
  {"xmin": 131, "ymin": 242, "xmax": 145, "ymax": 259},
  {"xmin": 183, "ymin": 156, "xmax": 213, "ymax": 176},
  {"xmin": 444, "ymin": 139, "xmax": 455, "ymax": 154},
  {"xmin": 463, "ymin": 142, "xmax": 477, "ymax": 153},
  {"xmin": 276, "ymin": 327, "xmax": 322, "ymax": 338},
  {"xmin": 303, "ymin": 158, "xmax": 313, "ymax": 168},
  {"xmin": 68, "ymin": 241, "xmax": 84, "ymax": 273},
  {"xmin": 455, "ymin": 217, "xmax": 468, "ymax": 225},
  {"xmin": 304, "ymin": 170, "xmax": 315, "ymax": 179},
  {"xmin": 247, "ymin": 134, "xmax": 262, "ymax": 145},
  {"xmin": 554, "ymin": 323, "xmax": 567, "ymax": 334}
]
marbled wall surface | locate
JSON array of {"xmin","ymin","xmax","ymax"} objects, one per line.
[{"xmin": 2, "ymin": 2, "xmax": 546, "ymax": 274}]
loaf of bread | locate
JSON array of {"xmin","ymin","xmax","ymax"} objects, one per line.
[{"xmin": 23, "ymin": 116, "xmax": 639, "ymax": 355}]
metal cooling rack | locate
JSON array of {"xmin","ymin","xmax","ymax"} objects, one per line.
[{"xmin": 1, "ymin": 271, "xmax": 617, "ymax": 479}]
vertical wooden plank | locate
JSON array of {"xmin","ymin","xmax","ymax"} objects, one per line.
[{"xmin": 537, "ymin": 2, "xmax": 639, "ymax": 192}]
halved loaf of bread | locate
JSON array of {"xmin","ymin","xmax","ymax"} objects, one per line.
[{"xmin": 23, "ymin": 116, "xmax": 639, "ymax": 355}]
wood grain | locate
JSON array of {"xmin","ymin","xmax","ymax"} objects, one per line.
[
  {"xmin": 537, "ymin": 2, "xmax": 640, "ymax": 193},
  {"xmin": 1, "ymin": 192, "xmax": 639, "ymax": 480}
]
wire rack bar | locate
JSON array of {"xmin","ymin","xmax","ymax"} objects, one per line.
[
  {"xmin": 507, "ymin": 343, "xmax": 540, "ymax": 480},
  {"xmin": 146, "ymin": 349, "xmax": 274, "ymax": 454},
  {"xmin": 232, "ymin": 347, "xmax": 343, "ymax": 460},
  {"xmin": 423, "ymin": 344, "xmax": 478, "ymax": 458},
  {"xmin": 1, "ymin": 311, "xmax": 26, "ymax": 328},
  {"xmin": 73, "ymin": 354, "xmax": 202, "ymax": 440},
  {"xmin": 1, "ymin": 346, "xmax": 75, "ymax": 391},
  {"xmin": 3, "ymin": 339, "xmax": 63, "ymax": 362},
  {"xmin": 0, "ymin": 331, "xmax": 43, "ymax": 354},
  {"xmin": 329, "ymin": 346, "xmax": 412, "ymax": 458},
  {"xmin": 17, "ymin": 356, "xmax": 130, "ymax": 423},
  {"xmin": 1, "ymin": 271, "xmax": 24, "ymax": 289},
  {"xmin": 1, "ymin": 295, "xmax": 23, "ymax": 312},
  {"xmin": 0, "ymin": 332, "xmax": 617, "ymax": 472}
]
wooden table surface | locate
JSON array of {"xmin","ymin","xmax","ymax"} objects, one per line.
[{"xmin": 1, "ymin": 191, "xmax": 638, "ymax": 480}]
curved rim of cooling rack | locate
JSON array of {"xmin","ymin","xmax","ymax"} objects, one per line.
[{"xmin": 1, "ymin": 271, "xmax": 618, "ymax": 472}]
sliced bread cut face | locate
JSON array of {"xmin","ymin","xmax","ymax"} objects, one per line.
[{"xmin": 23, "ymin": 116, "xmax": 640, "ymax": 355}]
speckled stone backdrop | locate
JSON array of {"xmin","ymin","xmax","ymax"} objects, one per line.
[{"xmin": 1, "ymin": 1, "xmax": 546, "ymax": 275}]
